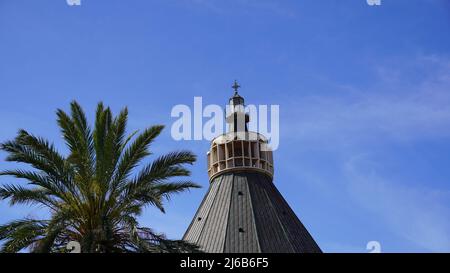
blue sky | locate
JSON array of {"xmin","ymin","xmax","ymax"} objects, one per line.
[{"xmin": 1, "ymin": 0, "xmax": 450, "ymax": 252}]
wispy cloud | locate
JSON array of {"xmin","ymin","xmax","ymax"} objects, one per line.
[
  {"xmin": 344, "ymin": 154, "xmax": 450, "ymax": 252},
  {"xmin": 279, "ymin": 54, "xmax": 450, "ymax": 252},
  {"xmin": 283, "ymin": 55, "xmax": 450, "ymax": 146},
  {"xmin": 320, "ymin": 241, "xmax": 367, "ymax": 253}
]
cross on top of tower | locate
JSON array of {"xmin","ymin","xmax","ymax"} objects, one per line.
[{"xmin": 232, "ymin": 80, "xmax": 240, "ymax": 95}]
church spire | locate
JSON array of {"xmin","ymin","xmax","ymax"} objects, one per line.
[{"xmin": 183, "ymin": 82, "xmax": 322, "ymax": 253}]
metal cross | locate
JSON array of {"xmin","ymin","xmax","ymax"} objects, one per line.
[{"xmin": 232, "ymin": 80, "xmax": 240, "ymax": 94}]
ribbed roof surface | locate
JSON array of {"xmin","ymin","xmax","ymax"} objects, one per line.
[{"xmin": 183, "ymin": 172, "xmax": 321, "ymax": 253}]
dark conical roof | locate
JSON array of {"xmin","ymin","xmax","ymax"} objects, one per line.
[{"xmin": 183, "ymin": 171, "xmax": 322, "ymax": 253}]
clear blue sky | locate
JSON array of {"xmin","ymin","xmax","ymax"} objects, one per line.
[{"xmin": 1, "ymin": 0, "xmax": 450, "ymax": 252}]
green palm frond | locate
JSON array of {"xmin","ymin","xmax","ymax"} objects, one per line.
[
  {"xmin": 0, "ymin": 101, "xmax": 201, "ymax": 253},
  {"xmin": 112, "ymin": 125, "xmax": 164, "ymax": 190},
  {"xmin": 0, "ymin": 184, "xmax": 57, "ymax": 208},
  {"xmin": 0, "ymin": 170, "xmax": 75, "ymax": 203},
  {"xmin": 0, "ymin": 219, "xmax": 47, "ymax": 253},
  {"xmin": 152, "ymin": 181, "xmax": 201, "ymax": 201}
]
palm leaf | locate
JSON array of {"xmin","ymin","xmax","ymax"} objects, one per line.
[{"xmin": 0, "ymin": 101, "xmax": 200, "ymax": 253}]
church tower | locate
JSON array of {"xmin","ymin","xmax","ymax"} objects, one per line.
[{"xmin": 183, "ymin": 82, "xmax": 321, "ymax": 253}]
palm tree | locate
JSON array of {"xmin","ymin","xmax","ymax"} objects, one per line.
[{"xmin": 0, "ymin": 101, "xmax": 201, "ymax": 253}]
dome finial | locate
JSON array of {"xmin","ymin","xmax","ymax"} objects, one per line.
[{"xmin": 232, "ymin": 80, "xmax": 240, "ymax": 95}]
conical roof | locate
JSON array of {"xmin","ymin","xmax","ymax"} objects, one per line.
[{"xmin": 183, "ymin": 171, "xmax": 321, "ymax": 253}]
